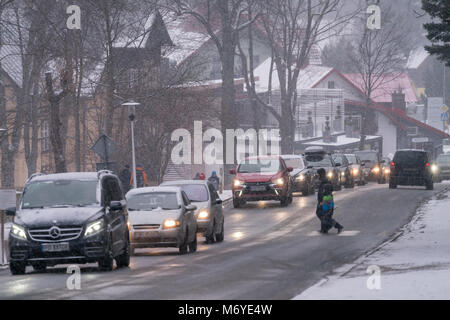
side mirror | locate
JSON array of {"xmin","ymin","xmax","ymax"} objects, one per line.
[
  {"xmin": 215, "ymin": 199, "xmax": 223, "ymax": 205},
  {"xmin": 381, "ymin": 160, "xmax": 386, "ymax": 164},
  {"xmin": 287, "ymin": 167, "xmax": 294, "ymax": 173},
  {"xmin": 307, "ymin": 166, "xmax": 314, "ymax": 169},
  {"xmin": 361, "ymin": 163, "xmax": 366, "ymax": 167},
  {"xmin": 186, "ymin": 204, "xmax": 197, "ymax": 212},
  {"xmin": 335, "ymin": 163, "xmax": 342, "ymax": 167},
  {"xmin": 109, "ymin": 201, "xmax": 123, "ymax": 212},
  {"xmin": 6, "ymin": 207, "xmax": 16, "ymax": 216},
  {"xmin": 229, "ymin": 169, "xmax": 236, "ymax": 175}
]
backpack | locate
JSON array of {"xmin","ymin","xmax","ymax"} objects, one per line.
[{"xmin": 136, "ymin": 170, "xmax": 145, "ymax": 188}]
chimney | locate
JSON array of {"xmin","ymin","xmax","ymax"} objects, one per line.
[{"xmin": 392, "ymin": 86, "xmax": 406, "ymax": 113}]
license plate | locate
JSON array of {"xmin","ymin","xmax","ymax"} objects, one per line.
[
  {"xmin": 41, "ymin": 243, "xmax": 70, "ymax": 253},
  {"xmin": 135, "ymin": 231, "xmax": 159, "ymax": 239},
  {"xmin": 250, "ymin": 186, "xmax": 266, "ymax": 192}
]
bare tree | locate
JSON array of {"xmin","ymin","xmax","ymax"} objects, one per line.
[
  {"xmin": 238, "ymin": 0, "xmax": 358, "ymax": 153},
  {"xmin": 168, "ymin": 0, "xmax": 258, "ymax": 162},
  {"xmin": 347, "ymin": 6, "xmax": 412, "ymax": 149}
]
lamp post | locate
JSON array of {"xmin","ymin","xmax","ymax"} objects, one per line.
[{"xmin": 121, "ymin": 101, "xmax": 141, "ymax": 189}]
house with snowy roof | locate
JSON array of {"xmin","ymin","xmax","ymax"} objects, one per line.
[{"xmin": 290, "ymin": 67, "xmax": 450, "ymax": 157}]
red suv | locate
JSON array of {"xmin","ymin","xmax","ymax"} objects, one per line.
[{"xmin": 230, "ymin": 156, "xmax": 293, "ymax": 208}]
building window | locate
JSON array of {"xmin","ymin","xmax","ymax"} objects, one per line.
[
  {"xmin": 129, "ymin": 68, "xmax": 140, "ymax": 88},
  {"xmin": 407, "ymin": 127, "xmax": 418, "ymax": 136},
  {"xmin": 41, "ymin": 120, "xmax": 50, "ymax": 153},
  {"xmin": 328, "ymin": 81, "xmax": 335, "ymax": 89}
]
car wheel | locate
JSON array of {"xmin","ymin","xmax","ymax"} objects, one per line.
[
  {"xmin": 98, "ymin": 240, "xmax": 114, "ymax": 272},
  {"xmin": 116, "ymin": 236, "xmax": 131, "ymax": 268},
  {"xmin": 280, "ymin": 196, "xmax": 289, "ymax": 207},
  {"xmin": 233, "ymin": 198, "xmax": 241, "ymax": 209},
  {"xmin": 426, "ymin": 180, "xmax": 434, "ymax": 190},
  {"xmin": 215, "ymin": 222, "xmax": 224, "ymax": 243},
  {"xmin": 10, "ymin": 262, "xmax": 26, "ymax": 275},
  {"xmin": 32, "ymin": 263, "xmax": 47, "ymax": 272},
  {"xmin": 188, "ymin": 233, "xmax": 197, "ymax": 253},
  {"xmin": 179, "ymin": 231, "xmax": 188, "ymax": 255},
  {"xmin": 302, "ymin": 188, "xmax": 309, "ymax": 197},
  {"xmin": 389, "ymin": 180, "xmax": 397, "ymax": 189}
]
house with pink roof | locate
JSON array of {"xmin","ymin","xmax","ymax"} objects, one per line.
[{"xmin": 294, "ymin": 68, "xmax": 450, "ymax": 157}]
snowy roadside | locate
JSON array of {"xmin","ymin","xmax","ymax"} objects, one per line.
[
  {"xmin": 1, "ymin": 222, "xmax": 11, "ymax": 268},
  {"xmin": 294, "ymin": 186, "xmax": 450, "ymax": 300}
]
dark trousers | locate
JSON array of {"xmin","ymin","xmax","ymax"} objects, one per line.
[{"xmin": 316, "ymin": 207, "xmax": 343, "ymax": 233}]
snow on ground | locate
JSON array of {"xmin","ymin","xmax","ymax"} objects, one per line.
[
  {"xmin": 1, "ymin": 222, "xmax": 11, "ymax": 266},
  {"xmin": 294, "ymin": 185, "xmax": 450, "ymax": 300}
]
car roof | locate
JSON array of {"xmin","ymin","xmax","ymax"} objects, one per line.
[
  {"xmin": 245, "ymin": 155, "xmax": 282, "ymax": 161},
  {"xmin": 30, "ymin": 172, "xmax": 100, "ymax": 182},
  {"xmin": 396, "ymin": 149, "xmax": 427, "ymax": 153},
  {"xmin": 161, "ymin": 180, "xmax": 209, "ymax": 186},
  {"xmin": 126, "ymin": 186, "xmax": 181, "ymax": 197},
  {"xmin": 280, "ymin": 154, "xmax": 304, "ymax": 160}
]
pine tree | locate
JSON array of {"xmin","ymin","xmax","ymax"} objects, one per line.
[{"xmin": 423, "ymin": 0, "xmax": 450, "ymax": 65}]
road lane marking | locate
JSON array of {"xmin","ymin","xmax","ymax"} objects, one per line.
[{"xmin": 306, "ymin": 230, "xmax": 360, "ymax": 237}]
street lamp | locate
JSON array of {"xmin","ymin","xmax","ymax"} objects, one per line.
[{"xmin": 121, "ymin": 101, "xmax": 141, "ymax": 189}]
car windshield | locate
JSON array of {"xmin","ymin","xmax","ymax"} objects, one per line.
[
  {"xmin": 283, "ymin": 158, "xmax": 305, "ymax": 170},
  {"xmin": 127, "ymin": 192, "xmax": 180, "ymax": 211},
  {"xmin": 332, "ymin": 155, "xmax": 345, "ymax": 165},
  {"xmin": 346, "ymin": 155, "xmax": 357, "ymax": 164},
  {"xmin": 238, "ymin": 159, "xmax": 281, "ymax": 173},
  {"xmin": 21, "ymin": 180, "xmax": 99, "ymax": 209},
  {"xmin": 305, "ymin": 154, "xmax": 333, "ymax": 167},
  {"xmin": 437, "ymin": 155, "xmax": 450, "ymax": 165},
  {"xmin": 171, "ymin": 184, "xmax": 209, "ymax": 202},
  {"xmin": 355, "ymin": 152, "xmax": 378, "ymax": 162},
  {"xmin": 394, "ymin": 151, "xmax": 427, "ymax": 166}
]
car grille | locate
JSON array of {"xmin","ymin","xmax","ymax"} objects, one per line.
[
  {"xmin": 28, "ymin": 226, "xmax": 83, "ymax": 242},
  {"xmin": 133, "ymin": 224, "xmax": 160, "ymax": 230}
]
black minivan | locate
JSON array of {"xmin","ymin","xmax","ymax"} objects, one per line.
[
  {"xmin": 389, "ymin": 150, "xmax": 434, "ymax": 190},
  {"xmin": 7, "ymin": 171, "xmax": 130, "ymax": 275}
]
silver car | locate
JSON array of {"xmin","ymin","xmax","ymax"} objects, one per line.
[
  {"xmin": 161, "ymin": 180, "xmax": 225, "ymax": 244},
  {"xmin": 126, "ymin": 187, "xmax": 198, "ymax": 255}
]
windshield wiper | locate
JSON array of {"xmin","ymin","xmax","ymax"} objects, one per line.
[{"xmin": 48, "ymin": 204, "xmax": 72, "ymax": 208}]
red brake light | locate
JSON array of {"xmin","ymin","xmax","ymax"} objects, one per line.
[
  {"xmin": 391, "ymin": 162, "xmax": 395, "ymax": 168},
  {"xmin": 426, "ymin": 163, "xmax": 430, "ymax": 167}
]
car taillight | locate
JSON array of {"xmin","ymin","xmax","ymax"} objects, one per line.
[
  {"xmin": 391, "ymin": 161, "xmax": 395, "ymax": 168},
  {"xmin": 426, "ymin": 163, "xmax": 430, "ymax": 167}
]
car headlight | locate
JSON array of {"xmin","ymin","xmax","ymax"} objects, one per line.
[
  {"xmin": 234, "ymin": 179, "xmax": 244, "ymax": 188},
  {"xmin": 384, "ymin": 168, "xmax": 391, "ymax": 174},
  {"xmin": 297, "ymin": 174, "xmax": 305, "ymax": 181},
  {"xmin": 372, "ymin": 167, "xmax": 380, "ymax": 174},
  {"xmin": 352, "ymin": 169, "xmax": 359, "ymax": 176},
  {"xmin": 85, "ymin": 220, "xmax": 104, "ymax": 237},
  {"xmin": 11, "ymin": 224, "xmax": 27, "ymax": 240},
  {"xmin": 327, "ymin": 172, "xmax": 333, "ymax": 179},
  {"xmin": 163, "ymin": 219, "xmax": 180, "ymax": 229},
  {"xmin": 198, "ymin": 210, "xmax": 209, "ymax": 220},
  {"xmin": 341, "ymin": 171, "xmax": 346, "ymax": 176},
  {"xmin": 272, "ymin": 178, "xmax": 284, "ymax": 186},
  {"xmin": 431, "ymin": 164, "xmax": 439, "ymax": 173}
]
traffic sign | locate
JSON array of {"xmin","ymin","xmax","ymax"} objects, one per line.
[{"xmin": 91, "ymin": 135, "xmax": 117, "ymax": 162}]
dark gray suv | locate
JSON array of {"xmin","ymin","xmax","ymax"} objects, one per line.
[
  {"xmin": 6, "ymin": 171, "xmax": 130, "ymax": 275},
  {"xmin": 389, "ymin": 150, "xmax": 434, "ymax": 190}
]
